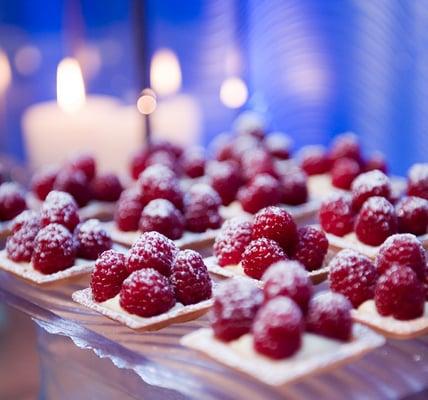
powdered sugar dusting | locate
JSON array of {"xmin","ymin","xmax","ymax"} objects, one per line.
[
  {"xmin": 351, "ymin": 170, "xmax": 390, "ymax": 193},
  {"xmin": 408, "ymin": 163, "xmax": 428, "ymax": 184}
]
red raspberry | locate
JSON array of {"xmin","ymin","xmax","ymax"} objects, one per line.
[
  {"xmin": 69, "ymin": 153, "xmax": 96, "ymax": 181},
  {"xmin": 90, "ymin": 173, "xmax": 123, "ymax": 202},
  {"xmin": 114, "ymin": 188, "xmax": 144, "ymax": 232},
  {"xmin": 180, "ymin": 146, "xmax": 205, "ymax": 178},
  {"xmin": 170, "ymin": 249, "xmax": 212, "ymax": 305},
  {"xmin": 299, "ymin": 145, "xmax": 331, "ymax": 175},
  {"xmin": 54, "ymin": 167, "xmax": 92, "ymax": 207},
  {"xmin": 40, "ymin": 191, "xmax": 80, "ymax": 232},
  {"xmin": 127, "ymin": 231, "xmax": 178, "ymax": 276},
  {"xmin": 90, "ymin": 250, "xmax": 128, "ymax": 302},
  {"xmin": 10, "ymin": 210, "xmax": 40, "ymax": 234},
  {"xmin": 74, "ymin": 219, "xmax": 112, "ymax": 260},
  {"xmin": 0, "ymin": 183, "xmax": 26, "ymax": 221},
  {"xmin": 150, "ymin": 139, "xmax": 183, "ymax": 159},
  {"xmin": 355, "ymin": 197, "xmax": 397, "ymax": 246},
  {"xmin": 365, "ymin": 152, "xmax": 388, "ymax": 174},
  {"xmin": 328, "ymin": 249, "xmax": 377, "ymax": 307},
  {"xmin": 262, "ymin": 260, "xmax": 313, "ymax": 312},
  {"xmin": 120, "ymin": 268, "xmax": 176, "ymax": 317},
  {"xmin": 240, "ymin": 149, "xmax": 275, "ymax": 181},
  {"xmin": 145, "ymin": 150, "xmax": 178, "ymax": 172},
  {"xmin": 6, "ymin": 219, "xmax": 40, "ymax": 262},
  {"xmin": 213, "ymin": 217, "xmax": 253, "ymax": 266},
  {"xmin": 319, "ymin": 193, "xmax": 355, "ymax": 237},
  {"xmin": 407, "ymin": 163, "xmax": 428, "ymax": 200},
  {"xmin": 139, "ymin": 199, "xmax": 184, "ymax": 240},
  {"xmin": 264, "ymin": 132, "xmax": 292, "ymax": 159},
  {"xmin": 375, "ymin": 234, "xmax": 427, "ymax": 281},
  {"xmin": 329, "ymin": 133, "xmax": 362, "ymax": 164},
  {"xmin": 331, "ymin": 158, "xmax": 361, "ymax": 190},
  {"xmin": 31, "ymin": 166, "xmax": 58, "ymax": 200},
  {"xmin": 130, "ymin": 149, "xmax": 148, "ymax": 180},
  {"xmin": 184, "ymin": 184, "xmax": 222, "ymax": 232},
  {"xmin": 252, "ymin": 206, "xmax": 297, "ymax": 254},
  {"xmin": 280, "ymin": 168, "xmax": 308, "ymax": 206},
  {"xmin": 351, "ymin": 170, "xmax": 391, "ymax": 211},
  {"xmin": 237, "ymin": 174, "xmax": 282, "ymax": 214},
  {"xmin": 375, "ymin": 265, "xmax": 425, "ymax": 320},
  {"xmin": 31, "ymin": 224, "xmax": 76, "ymax": 274},
  {"xmin": 241, "ymin": 238, "xmax": 287, "ymax": 279},
  {"xmin": 291, "ymin": 226, "xmax": 328, "ymax": 271},
  {"xmin": 396, "ymin": 196, "xmax": 428, "ymax": 236},
  {"xmin": 211, "ymin": 133, "xmax": 234, "ymax": 161},
  {"xmin": 306, "ymin": 291, "xmax": 353, "ymax": 341},
  {"xmin": 233, "ymin": 111, "xmax": 265, "ymax": 140},
  {"xmin": 210, "ymin": 279, "xmax": 263, "ymax": 342},
  {"xmin": 230, "ymin": 135, "xmax": 260, "ymax": 163},
  {"xmin": 206, "ymin": 160, "xmax": 242, "ymax": 206},
  {"xmin": 253, "ymin": 296, "xmax": 303, "ymax": 359}
]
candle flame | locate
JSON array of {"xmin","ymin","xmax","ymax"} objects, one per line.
[
  {"xmin": 220, "ymin": 77, "xmax": 248, "ymax": 109},
  {"xmin": 57, "ymin": 58, "xmax": 86, "ymax": 113},
  {"xmin": 150, "ymin": 49, "xmax": 181, "ymax": 97},
  {"xmin": 0, "ymin": 50, "xmax": 12, "ymax": 95}
]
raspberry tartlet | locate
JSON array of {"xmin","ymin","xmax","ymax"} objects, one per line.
[
  {"xmin": 73, "ymin": 235, "xmax": 213, "ymax": 330},
  {"xmin": 0, "ymin": 181, "xmax": 27, "ymax": 237},
  {"xmin": 181, "ymin": 277, "xmax": 384, "ymax": 386}
]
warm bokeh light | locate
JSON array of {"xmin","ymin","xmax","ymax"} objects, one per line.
[
  {"xmin": 150, "ymin": 48, "xmax": 182, "ymax": 96},
  {"xmin": 57, "ymin": 58, "xmax": 86, "ymax": 113},
  {"xmin": 0, "ymin": 50, "xmax": 12, "ymax": 95},
  {"xmin": 219, "ymin": 77, "xmax": 248, "ymax": 108},
  {"xmin": 137, "ymin": 88, "xmax": 157, "ymax": 115},
  {"xmin": 14, "ymin": 46, "xmax": 42, "ymax": 76}
]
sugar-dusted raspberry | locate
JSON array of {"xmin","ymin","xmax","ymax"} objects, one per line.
[
  {"xmin": 6, "ymin": 219, "xmax": 40, "ymax": 262},
  {"xmin": 211, "ymin": 132, "xmax": 234, "ymax": 161},
  {"xmin": 54, "ymin": 167, "xmax": 91, "ymax": 207},
  {"xmin": 365, "ymin": 152, "xmax": 388, "ymax": 174},
  {"xmin": 329, "ymin": 133, "xmax": 362, "ymax": 164},
  {"xmin": 375, "ymin": 234, "xmax": 426, "ymax": 281},
  {"xmin": 210, "ymin": 278, "xmax": 263, "ymax": 342},
  {"xmin": 280, "ymin": 168, "xmax": 308, "ymax": 206},
  {"xmin": 351, "ymin": 170, "xmax": 391, "ymax": 211},
  {"xmin": 40, "ymin": 191, "xmax": 80, "ymax": 232},
  {"xmin": 241, "ymin": 238, "xmax": 287, "ymax": 279},
  {"xmin": 180, "ymin": 146, "xmax": 205, "ymax": 178},
  {"xmin": 331, "ymin": 158, "xmax": 361, "ymax": 190},
  {"xmin": 252, "ymin": 206, "xmax": 297, "ymax": 254},
  {"xmin": 306, "ymin": 291, "xmax": 353, "ymax": 341},
  {"xmin": 114, "ymin": 188, "xmax": 144, "ymax": 232},
  {"xmin": 395, "ymin": 196, "xmax": 428, "ymax": 236},
  {"xmin": 253, "ymin": 296, "xmax": 303, "ymax": 359},
  {"xmin": 328, "ymin": 249, "xmax": 377, "ymax": 307},
  {"xmin": 127, "ymin": 231, "xmax": 178, "ymax": 276},
  {"xmin": 90, "ymin": 250, "xmax": 128, "ymax": 302},
  {"xmin": 291, "ymin": 226, "xmax": 328, "ymax": 271},
  {"xmin": 120, "ymin": 268, "xmax": 176, "ymax": 317},
  {"xmin": 355, "ymin": 196, "xmax": 397, "ymax": 246},
  {"xmin": 90, "ymin": 173, "xmax": 123, "ymax": 202},
  {"xmin": 237, "ymin": 174, "xmax": 282, "ymax": 214},
  {"xmin": 184, "ymin": 183, "xmax": 222, "ymax": 233},
  {"xmin": 31, "ymin": 166, "xmax": 58, "ymax": 200},
  {"xmin": 407, "ymin": 163, "xmax": 428, "ymax": 200},
  {"xmin": 233, "ymin": 111, "xmax": 265, "ymax": 140},
  {"xmin": 74, "ymin": 219, "xmax": 112, "ymax": 260},
  {"xmin": 130, "ymin": 149, "xmax": 148, "ymax": 180},
  {"xmin": 170, "ymin": 249, "xmax": 212, "ymax": 305},
  {"xmin": 10, "ymin": 210, "xmax": 40, "ymax": 234},
  {"xmin": 0, "ymin": 182, "xmax": 26, "ymax": 221},
  {"xmin": 145, "ymin": 150, "xmax": 178, "ymax": 172},
  {"xmin": 139, "ymin": 199, "xmax": 184, "ymax": 240},
  {"xmin": 69, "ymin": 153, "xmax": 96, "ymax": 181},
  {"xmin": 241, "ymin": 149, "xmax": 275, "ymax": 181},
  {"xmin": 150, "ymin": 139, "xmax": 183, "ymax": 159},
  {"xmin": 375, "ymin": 265, "xmax": 425, "ymax": 320},
  {"xmin": 264, "ymin": 132, "xmax": 292, "ymax": 160},
  {"xmin": 262, "ymin": 261, "xmax": 313, "ymax": 312},
  {"xmin": 299, "ymin": 145, "xmax": 331, "ymax": 175},
  {"xmin": 213, "ymin": 217, "xmax": 253, "ymax": 266},
  {"xmin": 32, "ymin": 223, "xmax": 76, "ymax": 274},
  {"xmin": 319, "ymin": 193, "xmax": 355, "ymax": 237},
  {"xmin": 230, "ymin": 135, "xmax": 259, "ymax": 163},
  {"xmin": 206, "ymin": 160, "xmax": 242, "ymax": 206}
]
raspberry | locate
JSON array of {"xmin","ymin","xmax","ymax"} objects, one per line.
[
  {"xmin": 119, "ymin": 268, "xmax": 176, "ymax": 317},
  {"xmin": 252, "ymin": 206, "xmax": 297, "ymax": 254},
  {"xmin": 90, "ymin": 250, "xmax": 128, "ymax": 302},
  {"xmin": 210, "ymin": 279, "xmax": 263, "ymax": 342},
  {"xmin": 211, "ymin": 133, "xmax": 234, "ymax": 161},
  {"xmin": 262, "ymin": 261, "xmax": 313, "ymax": 312},
  {"xmin": 31, "ymin": 166, "xmax": 58, "ymax": 200},
  {"xmin": 291, "ymin": 226, "xmax": 328, "ymax": 271},
  {"xmin": 31, "ymin": 224, "xmax": 76, "ymax": 274},
  {"xmin": 150, "ymin": 139, "xmax": 183, "ymax": 159},
  {"xmin": 139, "ymin": 199, "xmax": 184, "ymax": 240},
  {"xmin": 306, "ymin": 291, "xmax": 352, "ymax": 341},
  {"xmin": 230, "ymin": 135, "xmax": 259, "ymax": 163},
  {"xmin": 170, "ymin": 250, "xmax": 212, "ymax": 305},
  {"xmin": 74, "ymin": 219, "xmax": 112, "ymax": 260},
  {"xmin": 331, "ymin": 158, "xmax": 361, "ymax": 190},
  {"xmin": 69, "ymin": 153, "xmax": 96, "ymax": 181},
  {"xmin": 351, "ymin": 170, "xmax": 391, "ymax": 211},
  {"xmin": 237, "ymin": 174, "xmax": 282, "ymax": 214},
  {"xmin": 299, "ymin": 145, "xmax": 331, "ymax": 175},
  {"xmin": 375, "ymin": 265, "xmax": 425, "ymax": 320},
  {"xmin": 329, "ymin": 133, "xmax": 362, "ymax": 164},
  {"xmin": 6, "ymin": 220, "xmax": 40, "ymax": 262},
  {"xmin": 396, "ymin": 196, "xmax": 428, "ymax": 236},
  {"xmin": 145, "ymin": 150, "xmax": 178, "ymax": 172},
  {"xmin": 355, "ymin": 197, "xmax": 397, "ymax": 246},
  {"xmin": 206, "ymin": 160, "xmax": 242, "ymax": 206},
  {"xmin": 0, "ymin": 183, "xmax": 26, "ymax": 221},
  {"xmin": 10, "ymin": 210, "xmax": 40, "ymax": 234},
  {"xmin": 241, "ymin": 238, "xmax": 287, "ymax": 279},
  {"xmin": 375, "ymin": 234, "xmax": 427, "ymax": 281},
  {"xmin": 54, "ymin": 167, "xmax": 92, "ymax": 207},
  {"xmin": 180, "ymin": 146, "xmax": 205, "ymax": 178},
  {"xmin": 40, "ymin": 191, "xmax": 80, "ymax": 232},
  {"xmin": 264, "ymin": 132, "xmax": 292, "ymax": 159},
  {"xmin": 90, "ymin": 173, "xmax": 123, "ymax": 202},
  {"xmin": 253, "ymin": 296, "xmax": 303, "ymax": 359},
  {"xmin": 328, "ymin": 249, "xmax": 377, "ymax": 307},
  {"xmin": 130, "ymin": 149, "xmax": 148, "ymax": 180},
  {"xmin": 407, "ymin": 163, "xmax": 428, "ymax": 200},
  {"xmin": 365, "ymin": 152, "xmax": 388, "ymax": 174},
  {"xmin": 280, "ymin": 168, "xmax": 308, "ymax": 206},
  {"xmin": 233, "ymin": 111, "xmax": 265, "ymax": 140},
  {"xmin": 114, "ymin": 188, "xmax": 144, "ymax": 232},
  {"xmin": 127, "ymin": 231, "xmax": 178, "ymax": 276},
  {"xmin": 319, "ymin": 193, "xmax": 355, "ymax": 237},
  {"xmin": 213, "ymin": 217, "xmax": 253, "ymax": 266},
  {"xmin": 240, "ymin": 149, "xmax": 275, "ymax": 181},
  {"xmin": 184, "ymin": 184, "xmax": 222, "ymax": 232}
]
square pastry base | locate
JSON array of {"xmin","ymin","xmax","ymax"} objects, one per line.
[
  {"xmin": 72, "ymin": 288, "xmax": 213, "ymax": 331},
  {"xmin": 352, "ymin": 300, "xmax": 428, "ymax": 340},
  {"xmin": 181, "ymin": 324, "xmax": 384, "ymax": 386}
]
